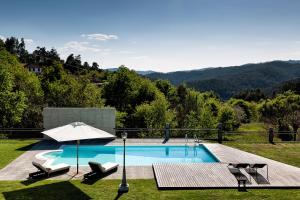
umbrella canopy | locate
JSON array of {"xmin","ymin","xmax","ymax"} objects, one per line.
[
  {"xmin": 42, "ymin": 122, "xmax": 115, "ymax": 174},
  {"xmin": 42, "ymin": 122, "xmax": 115, "ymax": 142}
]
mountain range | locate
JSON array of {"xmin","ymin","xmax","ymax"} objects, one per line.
[{"xmin": 145, "ymin": 60, "xmax": 300, "ymax": 99}]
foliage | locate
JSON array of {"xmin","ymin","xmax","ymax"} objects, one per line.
[
  {"xmin": 258, "ymin": 91, "xmax": 300, "ymax": 140},
  {"xmin": 47, "ymin": 73, "xmax": 103, "ymax": 107},
  {"xmin": 147, "ymin": 61, "xmax": 300, "ymax": 99},
  {"xmin": 218, "ymin": 105, "xmax": 240, "ymax": 131},
  {"xmin": 0, "ymin": 50, "xmax": 43, "ymax": 127},
  {"xmin": 228, "ymin": 98, "xmax": 257, "ymax": 123},
  {"xmin": 134, "ymin": 95, "xmax": 174, "ymax": 129},
  {"xmin": 234, "ymin": 89, "xmax": 266, "ymax": 102}
]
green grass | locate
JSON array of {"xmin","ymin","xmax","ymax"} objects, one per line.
[
  {"xmin": 0, "ymin": 139, "xmax": 37, "ymax": 169},
  {"xmin": 0, "ymin": 179, "xmax": 299, "ymax": 200},
  {"xmin": 226, "ymin": 143, "xmax": 300, "ymax": 168},
  {"xmin": 237, "ymin": 123, "xmax": 267, "ymax": 132},
  {"xmin": 0, "ymin": 139, "xmax": 300, "ymax": 199}
]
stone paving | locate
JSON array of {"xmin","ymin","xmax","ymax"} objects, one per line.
[{"xmin": 0, "ymin": 138, "xmax": 189, "ymax": 180}]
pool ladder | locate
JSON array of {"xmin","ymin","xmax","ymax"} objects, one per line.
[{"xmin": 185, "ymin": 134, "xmax": 199, "ymax": 147}]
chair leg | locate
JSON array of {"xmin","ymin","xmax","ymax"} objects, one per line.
[{"xmin": 267, "ymin": 165, "xmax": 269, "ymax": 180}]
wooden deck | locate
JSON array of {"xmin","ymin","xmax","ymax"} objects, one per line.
[{"xmin": 153, "ymin": 144, "xmax": 300, "ymax": 189}]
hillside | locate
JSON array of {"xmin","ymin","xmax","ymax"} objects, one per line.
[{"xmin": 146, "ymin": 61, "xmax": 300, "ymax": 99}]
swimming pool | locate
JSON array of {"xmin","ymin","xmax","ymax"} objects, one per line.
[{"xmin": 42, "ymin": 145, "xmax": 219, "ymax": 166}]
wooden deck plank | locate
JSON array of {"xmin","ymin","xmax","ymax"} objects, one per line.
[{"xmin": 153, "ymin": 144, "xmax": 300, "ymax": 189}]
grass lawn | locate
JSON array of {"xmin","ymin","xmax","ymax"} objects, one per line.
[
  {"xmin": 0, "ymin": 139, "xmax": 37, "ymax": 169},
  {"xmin": 0, "ymin": 179, "xmax": 299, "ymax": 200},
  {"xmin": 225, "ymin": 143, "xmax": 300, "ymax": 168},
  {"xmin": 0, "ymin": 139, "xmax": 299, "ymax": 199}
]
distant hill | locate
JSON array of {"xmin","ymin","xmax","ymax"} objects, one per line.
[
  {"xmin": 105, "ymin": 68, "xmax": 156, "ymax": 75},
  {"xmin": 146, "ymin": 61, "xmax": 300, "ymax": 99}
]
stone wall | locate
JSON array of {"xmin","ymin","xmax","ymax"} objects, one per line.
[{"xmin": 43, "ymin": 107, "xmax": 116, "ymax": 134}]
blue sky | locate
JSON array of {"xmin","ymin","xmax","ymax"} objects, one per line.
[{"xmin": 1, "ymin": 0, "xmax": 300, "ymax": 72}]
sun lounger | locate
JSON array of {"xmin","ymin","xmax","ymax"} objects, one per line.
[
  {"xmin": 227, "ymin": 163, "xmax": 251, "ymax": 183},
  {"xmin": 29, "ymin": 161, "xmax": 70, "ymax": 178},
  {"xmin": 84, "ymin": 161, "xmax": 119, "ymax": 179}
]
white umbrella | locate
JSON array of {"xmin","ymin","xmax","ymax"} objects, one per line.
[{"xmin": 42, "ymin": 122, "xmax": 115, "ymax": 173}]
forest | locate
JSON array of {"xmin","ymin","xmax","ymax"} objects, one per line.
[
  {"xmin": 146, "ymin": 61, "xmax": 300, "ymax": 99},
  {"xmin": 0, "ymin": 37, "xmax": 300, "ymax": 139}
]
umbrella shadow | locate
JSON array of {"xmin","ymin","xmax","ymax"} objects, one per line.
[{"xmin": 3, "ymin": 181, "xmax": 92, "ymax": 200}]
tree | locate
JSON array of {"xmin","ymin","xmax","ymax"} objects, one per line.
[
  {"xmin": 218, "ymin": 105, "xmax": 240, "ymax": 131},
  {"xmin": 64, "ymin": 54, "xmax": 82, "ymax": 73},
  {"xmin": 103, "ymin": 66, "xmax": 139, "ymax": 113},
  {"xmin": 228, "ymin": 99, "xmax": 256, "ymax": 123},
  {"xmin": 92, "ymin": 62, "xmax": 100, "ymax": 70},
  {"xmin": 18, "ymin": 38, "xmax": 28, "ymax": 63},
  {"xmin": 83, "ymin": 62, "xmax": 90, "ymax": 69},
  {"xmin": 4, "ymin": 37, "xmax": 19, "ymax": 55},
  {"xmin": 233, "ymin": 89, "xmax": 266, "ymax": 102},
  {"xmin": 0, "ymin": 67, "xmax": 27, "ymax": 127},
  {"xmin": 0, "ymin": 49, "xmax": 45, "ymax": 127},
  {"xmin": 47, "ymin": 73, "xmax": 103, "ymax": 107},
  {"xmin": 258, "ymin": 91, "xmax": 300, "ymax": 140},
  {"xmin": 134, "ymin": 95, "xmax": 173, "ymax": 131}
]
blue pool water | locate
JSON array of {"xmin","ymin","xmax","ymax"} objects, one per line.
[{"xmin": 43, "ymin": 145, "xmax": 219, "ymax": 166}]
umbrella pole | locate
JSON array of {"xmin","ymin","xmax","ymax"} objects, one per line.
[{"xmin": 77, "ymin": 140, "xmax": 80, "ymax": 174}]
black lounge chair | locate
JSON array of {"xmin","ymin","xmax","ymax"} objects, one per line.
[
  {"xmin": 249, "ymin": 163, "xmax": 269, "ymax": 181},
  {"xmin": 228, "ymin": 163, "xmax": 250, "ymax": 168},
  {"xmin": 84, "ymin": 161, "xmax": 119, "ymax": 179},
  {"xmin": 29, "ymin": 161, "xmax": 70, "ymax": 179},
  {"xmin": 227, "ymin": 163, "xmax": 251, "ymax": 184}
]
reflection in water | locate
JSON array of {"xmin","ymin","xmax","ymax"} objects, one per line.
[{"xmin": 165, "ymin": 147, "xmax": 169, "ymax": 156}]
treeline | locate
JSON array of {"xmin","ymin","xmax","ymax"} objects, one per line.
[{"xmin": 0, "ymin": 37, "xmax": 300, "ymax": 139}]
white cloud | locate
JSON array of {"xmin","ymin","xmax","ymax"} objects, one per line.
[
  {"xmin": 0, "ymin": 35, "xmax": 6, "ymax": 41},
  {"xmin": 60, "ymin": 41, "xmax": 101, "ymax": 52},
  {"xmin": 119, "ymin": 50, "xmax": 134, "ymax": 54},
  {"xmin": 292, "ymin": 51, "xmax": 300, "ymax": 55},
  {"xmin": 24, "ymin": 38, "xmax": 34, "ymax": 45},
  {"xmin": 81, "ymin": 33, "xmax": 118, "ymax": 41},
  {"xmin": 129, "ymin": 56, "xmax": 148, "ymax": 60}
]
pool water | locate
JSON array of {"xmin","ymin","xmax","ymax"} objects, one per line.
[{"xmin": 43, "ymin": 145, "xmax": 219, "ymax": 166}]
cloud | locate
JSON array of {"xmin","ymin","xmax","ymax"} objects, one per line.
[
  {"xmin": 60, "ymin": 41, "xmax": 101, "ymax": 52},
  {"xmin": 24, "ymin": 38, "xmax": 34, "ymax": 45},
  {"xmin": 81, "ymin": 33, "xmax": 118, "ymax": 41},
  {"xmin": 129, "ymin": 56, "xmax": 148, "ymax": 60},
  {"xmin": 119, "ymin": 50, "xmax": 134, "ymax": 54},
  {"xmin": 0, "ymin": 35, "xmax": 6, "ymax": 41},
  {"xmin": 292, "ymin": 51, "xmax": 300, "ymax": 55}
]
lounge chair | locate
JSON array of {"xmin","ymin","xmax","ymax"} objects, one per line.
[
  {"xmin": 227, "ymin": 163, "xmax": 251, "ymax": 184},
  {"xmin": 29, "ymin": 161, "xmax": 70, "ymax": 179},
  {"xmin": 249, "ymin": 163, "xmax": 269, "ymax": 181},
  {"xmin": 84, "ymin": 161, "xmax": 119, "ymax": 179},
  {"xmin": 228, "ymin": 163, "xmax": 250, "ymax": 169}
]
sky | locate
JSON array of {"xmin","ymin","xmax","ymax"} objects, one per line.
[{"xmin": 1, "ymin": 0, "xmax": 300, "ymax": 72}]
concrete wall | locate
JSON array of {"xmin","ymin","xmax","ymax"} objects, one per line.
[{"xmin": 43, "ymin": 107, "xmax": 116, "ymax": 134}]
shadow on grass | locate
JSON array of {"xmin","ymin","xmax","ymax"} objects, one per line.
[
  {"xmin": 81, "ymin": 168, "xmax": 118, "ymax": 185},
  {"xmin": 16, "ymin": 141, "xmax": 40, "ymax": 151},
  {"xmin": 3, "ymin": 181, "xmax": 92, "ymax": 200}
]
